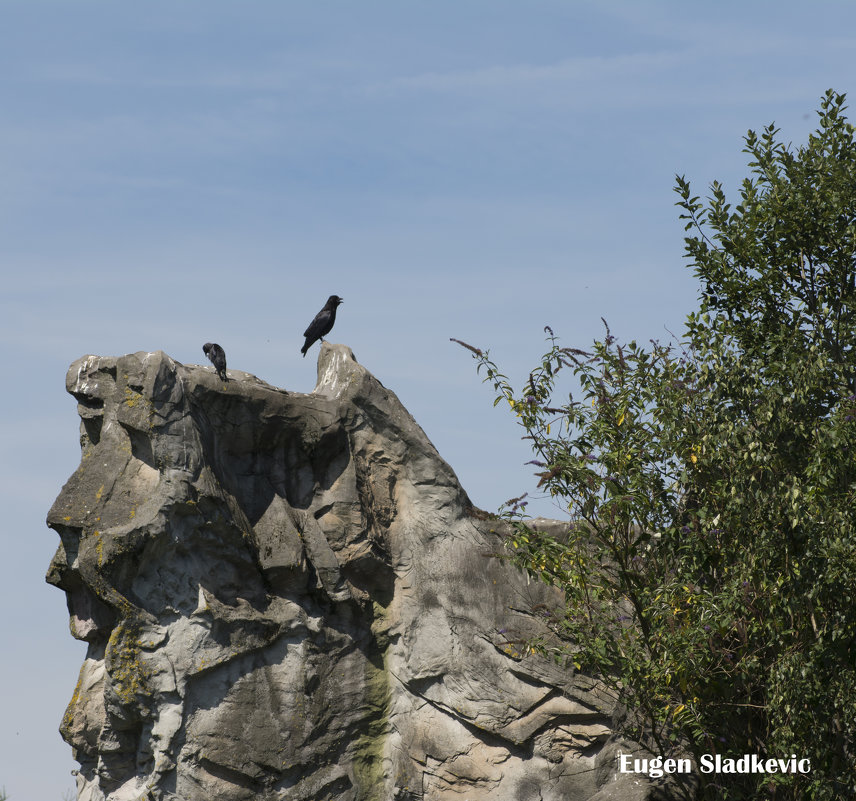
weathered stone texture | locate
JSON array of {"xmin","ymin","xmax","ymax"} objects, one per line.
[{"xmin": 47, "ymin": 344, "xmax": 673, "ymax": 800}]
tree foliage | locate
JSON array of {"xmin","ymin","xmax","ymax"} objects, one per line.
[{"xmin": 458, "ymin": 90, "xmax": 856, "ymax": 800}]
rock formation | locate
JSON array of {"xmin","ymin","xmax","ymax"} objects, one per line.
[{"xmin": 47, "ymin": 344, "xmax": 669, "ymax": 800}]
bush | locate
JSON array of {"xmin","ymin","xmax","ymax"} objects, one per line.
[{"xmin": 458, "ymin": 89, "xmax": 856, "ymax": 800}]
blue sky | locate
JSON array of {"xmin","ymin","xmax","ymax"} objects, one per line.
[{"xmin": 2, "ymin": 2, "xmax": 855, "ymax": 798}]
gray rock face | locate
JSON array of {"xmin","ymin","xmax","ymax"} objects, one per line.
[{"xmin": 47, "ymin": 344, "xmax": 669, "ymax": 801}]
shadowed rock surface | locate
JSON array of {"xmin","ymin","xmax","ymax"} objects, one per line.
[{"xmin": 47, "ymin": 343, "xmax": 673, "ymax": 801}]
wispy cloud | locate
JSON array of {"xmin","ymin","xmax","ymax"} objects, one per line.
[
  {"xmin": 376, "ymin": 49, "xmax": 684, "ymax": 95},
  {"xmin": 368, "ymin": 25, "xmax": 856, "ymax": 113}
]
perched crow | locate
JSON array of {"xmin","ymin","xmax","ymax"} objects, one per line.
[
  {"xmin": 301, "ymin": 295, "xmax": 343, "ymax": 357},
  {"xmin": 202, "ymin": 342, "xmax": 228, "ymax": 381}
]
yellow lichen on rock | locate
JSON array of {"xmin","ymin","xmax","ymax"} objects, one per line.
[{"xmin": 106, "ymin": 620, "xmax": 152, "ymax": 707}]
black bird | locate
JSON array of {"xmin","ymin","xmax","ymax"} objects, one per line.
[
  {"xmin": 202, "ymin": 342, "xmax": 228, "ymax": 381},
  {"xmin": 301, "ymin": 295, "xmax": 343, "ymax": 357}
]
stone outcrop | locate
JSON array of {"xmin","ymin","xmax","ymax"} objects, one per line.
[{"xmin": 47, "ymin": 344, "xmax": 668, "ymax": 801}]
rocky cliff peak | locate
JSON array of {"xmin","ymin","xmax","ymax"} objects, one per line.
[{"xmin": 47, "ymin": 343, "xmax": 664, "ymax": 801}]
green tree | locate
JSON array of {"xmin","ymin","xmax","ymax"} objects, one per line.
[{"xmin": 458, "ymin": 89, "xmax": 856, "ymax": 800}]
